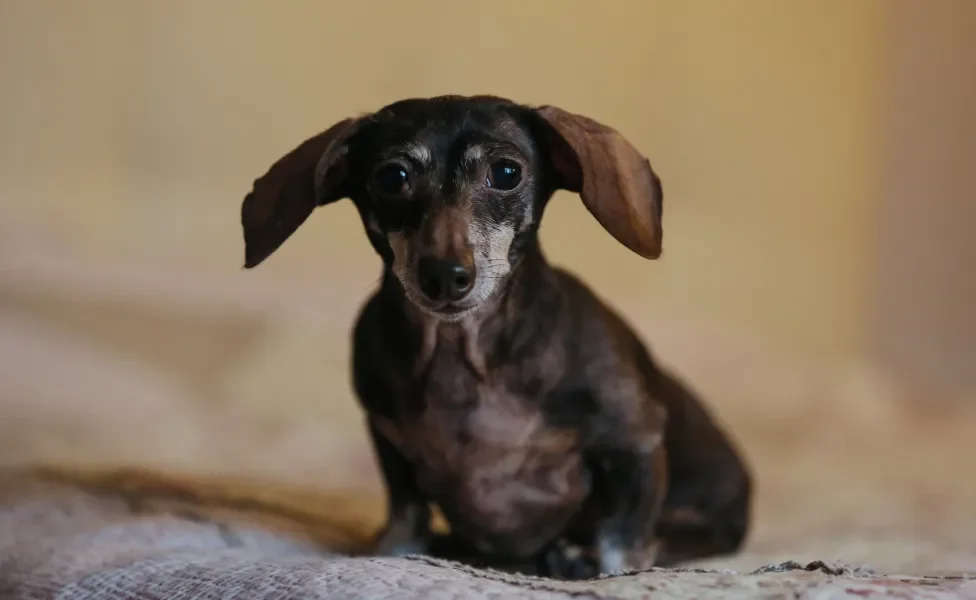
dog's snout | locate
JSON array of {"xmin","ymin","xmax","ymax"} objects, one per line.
[{"xmin": 418, "ymin": 257, "xmax": 475, "ymax": 303}]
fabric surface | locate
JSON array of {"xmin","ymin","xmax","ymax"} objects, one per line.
[{"xmin": 0, "ymin": 469, "xmax": 973, "ymax": 600}]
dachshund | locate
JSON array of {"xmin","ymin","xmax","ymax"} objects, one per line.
[{"xmin": 240, "ymin": 95, "xmax": 752, "ymax": 579}]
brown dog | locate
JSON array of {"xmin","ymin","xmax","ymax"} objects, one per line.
[{"xmin": 240, "ymin": 95, "xmax": 752, "ymax": 579}]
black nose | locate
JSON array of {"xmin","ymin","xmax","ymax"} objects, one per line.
[{"xmin": 417, "ymin": 257, "xmax": 475, "ymax": 303}]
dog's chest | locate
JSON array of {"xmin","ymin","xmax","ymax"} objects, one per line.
[
  {"xmin": 398, "ymin": 350, "xmax": 587, "ymax": 542},
  {"xmin": 406, "ymin": 356, "xmax": 568, "ymax": 476}
]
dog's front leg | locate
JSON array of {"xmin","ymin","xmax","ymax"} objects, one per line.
[
  {"xmin": 587, "ymin": 441, "xmax": 668, "ymax": 575},
  {"xmin": 368, "ymin": 420, "xmax": 432, "ymax": 556}
]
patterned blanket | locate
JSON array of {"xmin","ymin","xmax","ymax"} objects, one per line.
[{"xmin": 0, "ymin": 469, "xmax": 972, "ymax": 599}]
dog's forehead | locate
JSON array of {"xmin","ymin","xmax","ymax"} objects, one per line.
[{"xmin": 365, "ymin": 97, "xmax": 532, "ymax": 151}]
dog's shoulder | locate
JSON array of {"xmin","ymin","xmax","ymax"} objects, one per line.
[
  {"xmin": 546, "ymin": 266, "xmax": 643, "ymax": 348},
  {"xmin": 542, "ymin": 265, "xmax": 667, "ymax": 408}
]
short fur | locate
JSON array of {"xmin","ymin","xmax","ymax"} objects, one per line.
[{"xmin": 240, "ymin": 95, "xmax": 752, "ymax": 579}]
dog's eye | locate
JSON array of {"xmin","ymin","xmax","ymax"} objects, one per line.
[
  {"xmin": 486, "ymin": 160, "xmax": 522, "ymax": 191},
  {"xmin": 373, "ymin": 163, "xmax": 410, "ymax": 197}
]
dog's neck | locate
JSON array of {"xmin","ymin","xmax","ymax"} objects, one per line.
[{"xmin": 378, "ymin": 245, "xmax": 553, "ymax": 380}]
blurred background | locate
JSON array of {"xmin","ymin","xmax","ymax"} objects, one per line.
[{"xmin": 1, "ymin": 0, "xmax": 974, "ymax": 572}]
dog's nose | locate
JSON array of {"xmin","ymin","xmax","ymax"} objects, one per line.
[{"xmin": 417, "ymin": 257, "xmax": 475, "ymax": 303}]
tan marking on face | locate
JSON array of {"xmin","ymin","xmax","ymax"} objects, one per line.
[
  {"xmin": 387, "ymin": 230, "xmax": 428, "ymax": 315},
  {"xmin": 387, "ymin": 230, "xmax": 445, "ymax": 319},
  {"xmin": 386, "ymin": 231, "xmax": 411, "ymax": 280},
  {"xmin": 404, "ymin": 143, "xmax": 432, "ymax": 167},
  {"xmin": 462, "ymin": 144, "xmax": 487, "ymax": 165},
  {"xmin": 467, "ymin": 219, "xmax": 516, "ymax": 306},
  {"xmin": 420, "ymin": 205, "xmax": 475, "ymax": 269}
]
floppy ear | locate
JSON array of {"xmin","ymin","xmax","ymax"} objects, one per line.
[
  {"xmin": 241, "ymin": 117, "xmax": 360, "ymax": 268},
  {"xmin": 534, "ymin": 106, "xmax": 663, "ymax": 259}
]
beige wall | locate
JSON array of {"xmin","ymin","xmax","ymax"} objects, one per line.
[
  {"xmin": 3, "ymin": 0, "xmax": 974, "ymax": 477},
  {"xmin": 873, "ymin": 0, "xmax": 976, "ymax": 395},
  {"xmin": 1, "ymin": 0, "xmax": 885, "ymax": 356}
]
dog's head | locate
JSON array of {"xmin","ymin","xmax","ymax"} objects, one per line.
[{"xmin": 241, "ymin": 95, "xmax": 663, "ymax": 320}]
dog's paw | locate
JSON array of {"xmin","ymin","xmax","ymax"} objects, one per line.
[
  {"xmin": 378, "ymin": 540, "xmax": 427, "ymax": 557},
  {"xmin": 596, "ymin": 537, "xmax": 659, "ymax": 575},
  {"xmin": 541, "ymin": 542, "xmax": 599, "ymax": 580},
  {"xmin": 371, "ymin": 527, "xmax": 429, "ymax": 557}
]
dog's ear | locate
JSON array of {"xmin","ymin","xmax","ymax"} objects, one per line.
[
  {"xmin": 241, "ymin": 117, "xmax": 361, "ymax": 268},
  {"xmin": 534, "ymin": 106, "xmax": 663, "ymax": 259}
]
